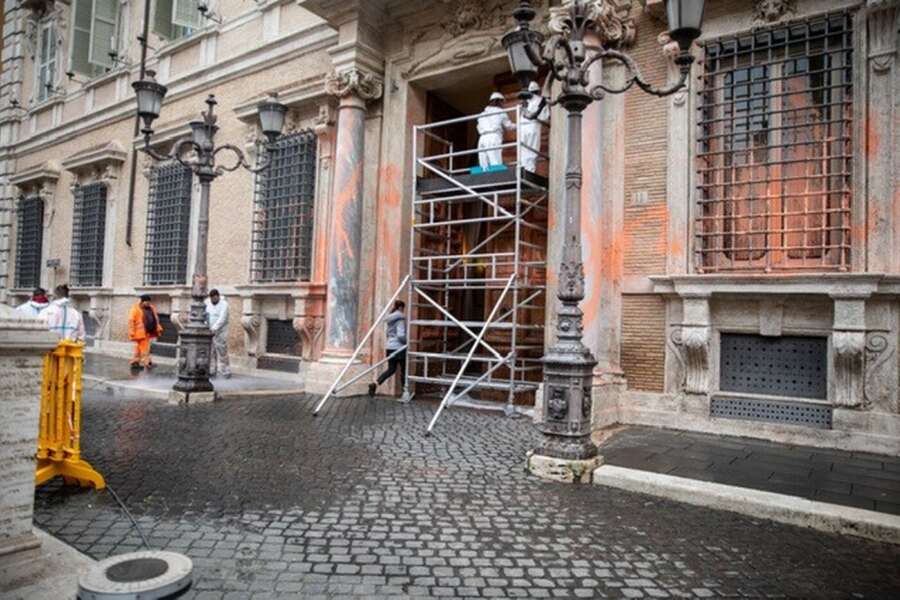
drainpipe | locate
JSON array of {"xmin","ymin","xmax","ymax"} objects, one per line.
[{"xmin": 125, "ymin": 0, "xmax": 152, "ymax": 246}]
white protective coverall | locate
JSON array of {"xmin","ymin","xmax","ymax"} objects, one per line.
[
  {"xmin": 476, "ymin": 105, "xmax": 516, "ymax": 169},
  {"xmin": 41, "ymin": 298, "xmax": 85, "ymax": 342},
  {"xmin": 520, "ymin": 94, "xmax": 549, "ymax": 172},
  {"xmin": 16, "ymin": 299, "xmax": 49, "ymax": 317},
  {"xmin": 205, "ymin": 296, "xmax": 231, "ymax": 377}
]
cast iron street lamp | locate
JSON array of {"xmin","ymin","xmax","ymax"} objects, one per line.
[
  {"xmin": 503, "ymin": 0, "xmax": 704, "ymax": 481},
  {"xmin": 132, "ymin": 71, "xmax": 287, "ymax": 401}
]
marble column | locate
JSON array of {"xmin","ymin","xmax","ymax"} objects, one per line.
[{"xmin": 322, "ymin": 69, "xmax": 383, "ymax": 358}]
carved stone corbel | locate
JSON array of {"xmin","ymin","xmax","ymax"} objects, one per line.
[
  {"xmin": 87, "ymin": 294, "xmax": 112, "ymax": 339},
  {"xmin": 241, "ymin": 314, "xmax": 262, "ymax": 357},
  {"xmin": 673, "ymin": 295, "xmax": 711, "ymax": 394},
  {"xmin": 831, "ymin": 297, "xmax": 868, "ymax": 409},
  {"xmin": 868, "ymin": 1, "xmax": 899, "ymax": 74},
  {"xmin": 294, "ymin": 315, "xmax": 325, "ymax": 361}
]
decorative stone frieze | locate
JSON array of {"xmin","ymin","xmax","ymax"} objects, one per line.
[
  {"xmin": 754, "ymin": 0, "xmax": 796, "ymax": 24},
  {"xmin": 324, "ymin": 69, "xmax": 383, "ymax": 101}
]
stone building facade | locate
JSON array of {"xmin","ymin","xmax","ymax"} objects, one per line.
[{"xmin": 1, "ymin": 0, "xmax": 898, "ymax": 454}]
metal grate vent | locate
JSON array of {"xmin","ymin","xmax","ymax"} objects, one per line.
[
  {"xmin": 251, "ymin": 131, "xmax": 317, "ymax": 283},
  {"xmin": 144, "ymin": 163, "xmax": 192, "ymax": 286},
  {"xmin": 720, "ymin": 333, "xmax": 827, "ymax": 399},
  {"xmin": 71, "ymin": 183, "xmax": 107, "ymax": 287},
  {"xmin": 266, "ymin": 319, "xmax": 300, "ymax": 356},
  {"xmin": 711, "ymin": 396, "xmax": 832, "ymax": 429},
  {"xmin": 15, "ymin": 196, "xmax": 44, "ymax": 289}
]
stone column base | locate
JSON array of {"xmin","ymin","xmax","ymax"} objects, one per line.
[
  {"xmin": 304, "ymin": 358, "xmax": 372, "ymax": 397},
  {"xmin": 0, "ymin": 532, "xmax": 43, "ymax": 590},
  {"xmin": 526, "ymin": 450, "xmax": 604, "ymax": 484},
  {"xmin": 168, "ymin": 390, "xmax": 217, "ymax": 405}
]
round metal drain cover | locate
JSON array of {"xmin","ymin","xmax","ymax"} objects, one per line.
[{"xmin": 78, "ymin": 551, "xmax": 192, "ymax": 599}]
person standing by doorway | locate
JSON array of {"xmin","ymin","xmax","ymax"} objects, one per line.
[
  {"xmin": 41, "ymin": 284, "xmax": 85, "ymax": 342},
  {"xmin": 368, "ymin": 301, "xmax": 407, "ymax": 397},
  {"xmin": 477, "ymin": 92, "xmax": 516, "ymax": 170},
  {"xmin": 16, "ymin": 287, "xmax": 50, "ymax": 317},
  {"xmin": 128, "ymin": 294, "xmax": 163, "ymax": 370},
  {"xmin": 205, "ymin": 289, "xmax": 231, "ymax": 379}
]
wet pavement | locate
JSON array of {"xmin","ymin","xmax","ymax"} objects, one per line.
[
  {"xmin": 83, "ymin": 352, "xmax": 303, "ymax": 398},
  {"xmin": 34, "ymin": 391, "xmax": 900, "ymax": 599},
  {"xmin": 602, "ymin": 427, "xmax": 900, "ymax": 515}
]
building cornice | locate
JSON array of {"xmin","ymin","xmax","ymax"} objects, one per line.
[
  {"xmin": 650, "ymin": 273, "xmax": 888, "ymax": 298},
  {"xmin": 9, "ymin": 160, "xmax": 61, "ymax": 189},
  {"xmin": 61, "ymin": 142, "xmax": 127, "ymax": 177}
]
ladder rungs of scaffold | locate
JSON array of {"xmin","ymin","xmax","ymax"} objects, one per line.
[{"xmin": 312, "ymin": 274, "xmax": 411, "ymax": 415}]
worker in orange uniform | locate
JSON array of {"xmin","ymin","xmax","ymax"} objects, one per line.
[{"xmin": 128, "ymin": 294, "xmax": 163, "ymax": 370}]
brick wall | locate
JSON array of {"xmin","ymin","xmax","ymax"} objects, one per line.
[
  {"xmin": 621, "ymin": 8, "xmax": 670, "ymax": 393},
  {"xmin": 621, "ymin": 295, "xmax": 666, "ymax": 392}
]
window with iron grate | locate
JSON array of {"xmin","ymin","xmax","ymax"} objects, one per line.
[
  {"xmin": 144, "ymin": 162, "xmax": 192, "ymax": 286},
  {"xmin": 251, "ymin": 131, "xmax": 317, "ymax": 283},
  {"xmin": 696, "ymin": 12, "xmax": 853, "ymax": 272},
  {"xmin": 70, "ymin": 183, "xmax": 107, "ymax": 287},
  {"xmin": 15, "ymin": 196, "xmax": 44, "ymax": 289}
]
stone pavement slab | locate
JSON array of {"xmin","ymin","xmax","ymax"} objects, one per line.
[
  {"xmin": 33, "ymin": 391, "xmax": 900, "ymax": 599},
  {"xmin": 0, "ymin": 528, "xmax": 95, "ymax": 600},
  {"xmin": 83, "ymin": 352, "xmax": 304, "ymax": 401},
  {"xmin": 600, "ymin": 426, "xmax": 900, "ymax": 515}
]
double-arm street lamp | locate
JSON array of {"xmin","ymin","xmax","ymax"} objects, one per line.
[
  {"xmin": 503, "ymin": 0, "xmax": 705, "ymax": 481},
  {"xmin": 132, "ymin": 72, "xmax": 287, "ymax": 401}
]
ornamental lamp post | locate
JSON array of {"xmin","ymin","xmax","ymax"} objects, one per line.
[
  {"xmin": 132, "ymin": 71, "xmax": 287, "ymax": 402},
  {"xmin": 503, "ymin": 0, "xmax": 704, "ymax": 483}
]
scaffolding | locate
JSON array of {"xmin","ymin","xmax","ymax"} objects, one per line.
[{"xmin": 407, "ymin": 105, "xmax": 549, "ymax": 431}]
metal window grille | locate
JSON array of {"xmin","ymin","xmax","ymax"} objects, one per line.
[
  {"xmin": 265, "ymin": 319, "xmax": 300, "ymax": 356},
  {"xmin": 71, "ymin": 182, "xmax": 107, "ymax": 287},
  {"xmin": 144, "ymin": 162, "xmax": 192, "ymax": 285},
  {"xmin": 15, "ymin": 196, "xmax": 44, "ymax": 289},
  {"xmin": 251, "ymin": 131, "xmax": 317, "ymax": 282},
  {"xmin": 696, "ymin": 12, "xmax": 853, "ymax": 272}
]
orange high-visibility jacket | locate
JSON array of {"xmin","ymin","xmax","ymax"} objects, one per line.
[{"xmin": 128, "ymin": 303, "xmax": 163, "ymax": 341}]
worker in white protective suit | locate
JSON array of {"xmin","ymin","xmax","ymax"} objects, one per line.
[
  {"xmin": 205, "ymin": 289, "xmax": 231, "ymax": 378},
  {"xmin": 477, "ymin": 92, "xmax": 516, "ymax": 169},
  {"xmin": 520, "ymin": 81, "xmax": 549, "ymax": 172}
]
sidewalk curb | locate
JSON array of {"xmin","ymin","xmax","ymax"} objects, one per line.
[
  {"xmin": 83, "ymin": 374, "xmax": 305, "ymax": 402},
  {"xmin": 593, "ymin": 465, "xmax": 900, "ymax": 545}
]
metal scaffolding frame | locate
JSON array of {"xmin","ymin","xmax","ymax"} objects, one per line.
[{"xmin": 406, "ymin": 106, "xmax": 549, "ymax": 431}]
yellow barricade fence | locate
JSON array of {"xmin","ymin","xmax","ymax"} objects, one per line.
[{"xmin": 35, "ymin": 340, "xmax": 105, "ymax": 489}]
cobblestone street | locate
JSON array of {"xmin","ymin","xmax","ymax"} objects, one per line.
[{"xmin": 34, "ymin": 391, "xmax": 900, "ymax": 599}]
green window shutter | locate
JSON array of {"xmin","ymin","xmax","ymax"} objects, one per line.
[
  {"xmin": 70, "ymin": 0, "xmax": 94, "ymax": 75},
  {"xmin": 153, "ymin": 0, "xmax": 174, "ymax": 40},
  {"xmin": 172, "ymin": 0, "xmax": 200, "ymax": 30},
  {"xmin": 88, "ymin": 0, "xmax": 118, "ymax": 69}
]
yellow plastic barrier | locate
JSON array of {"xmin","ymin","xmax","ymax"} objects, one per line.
[{"xmin": 35, "ymin": 340, "xmax": 105, "ymax": 489}]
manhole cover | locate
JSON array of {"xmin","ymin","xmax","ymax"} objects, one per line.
[{"xmin": 78, "ymin": 551, "xmax": 192, "ymax": 599}]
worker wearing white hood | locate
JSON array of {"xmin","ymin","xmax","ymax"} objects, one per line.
[
  {"xmin": 476, "ymin": 92, "xmax": 515, "ymax": 169},
  {"xmin": 520, "ymin": 81, "xmax": 549, "ymax": 172}
]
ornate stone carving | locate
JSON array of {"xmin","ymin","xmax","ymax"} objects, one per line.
[
  {"xmin": 671, "ymin": 325, "xmax": 710, "ymax": 394},
  {"xmin": 314, "ymin": 102, "xmax": 336, "ymax": 136},
  {"xmin": 549, "ymin": 0, "xmax": 635, "ymax": 48},
  {"xmin": 864, "ymin": 332, "xmax": 896, "ymax": 412},
  {"xmin": 657, "ymin": 31, "xmax": 688, "ymax": 106},
  {"xmin": 241, "ymin": 314, "xmax": 261, "ymax": 357},
  {"xmin": 294, "ymin": 315, "xmax": 325, "ymax": 361},
  {"xmin": 868, "ymin": 2, "xmax": 899, "ymax": 74},
  {"xmin": 833, "ymin": 330, "xmax": 866, "ymax": 408},
  {"xmin": 754, "ymin": 0, "xmax": 796, "ymax": 23},
  {"xmin": 404, "ymin": 0, "xmax": 513, "ymax": 78},
  {"xmin": 324, "ymin": 69, "xmax": 383, "ymax": 101}
]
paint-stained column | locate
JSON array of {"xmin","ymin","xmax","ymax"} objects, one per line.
[
  {"xmin": 863, "ymin": 1, "xmax": 900, "ymax": 273},
  {"xmin": 322, "ymin": 69, "xmax": 383, "ymax": 357}
]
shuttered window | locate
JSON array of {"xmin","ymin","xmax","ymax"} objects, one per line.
[
  {"xmin": 251, "ymin": 131, "xmax": 317, "ymax": 282},
  {"xmin": 36, "ymin": 20, "xmax": 57, "ymax": 101},
  {"xmin": 15, "ymin": 197, "xmax": 44, "ymax": 290},
  {"xmin": 70, "ymin": 0, "xmax": 120, "ymax": 76},
  {"xmin": 144, "ymin": 163, "xmax": 193, "ymax": 285},
  {"xmin": 71, "ymin": 183, "xmax": 107, "ymax": 288},
  {"xmin": 154, "ymin": 0, "xmax": 198, "ymax": 41}
]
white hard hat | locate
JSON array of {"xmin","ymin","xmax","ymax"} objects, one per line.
[
  {"xmin": 528, "ymin": 81, "xmax": 541, "ymax": 92},
  {"xmin": 490, "ymin": 92, "xmax": 505, "ymax": 102}
]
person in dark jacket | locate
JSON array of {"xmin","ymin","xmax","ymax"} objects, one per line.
[{"xmin": 368, "ymin": 301, "xmax": 407, "ymax": 397}]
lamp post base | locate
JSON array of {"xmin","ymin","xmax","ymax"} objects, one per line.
[
  {"xmin": 172, "ymin": 310, "xmax": 215, "ymax": 400},
  {"xmin": 526, "ymin": 449, "xmax": 603, "ymax": 484},
  {"xmin": 168, "ymin": 390, "xmax": 217, "ymax": 405}
]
